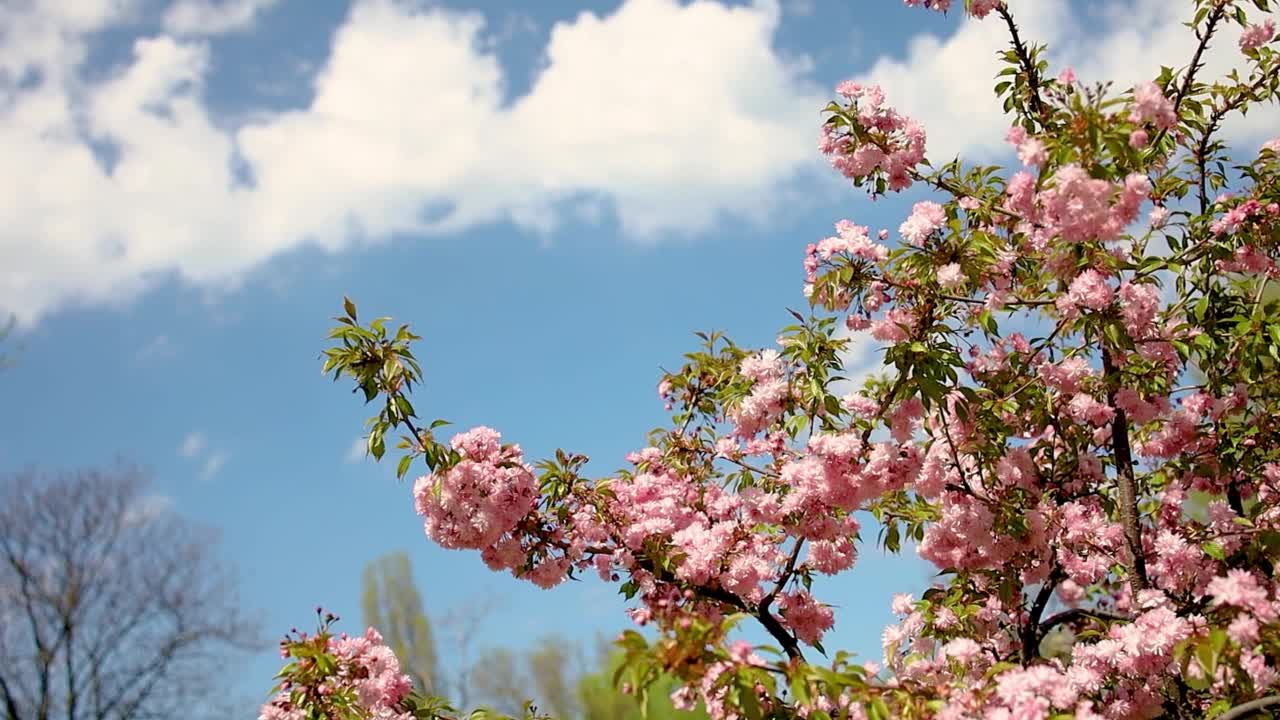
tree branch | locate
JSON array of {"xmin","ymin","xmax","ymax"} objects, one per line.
[
  {"xmin": 1038, "ymin": 608, "xmax": 1131, "ymax": 635},
  {"xmin": 0, "ymin": 673, "xmax": 23, "ymax": 720},
  {"xmin": 1102, "ymin": 347, "xmax": 1149, "ymax": 595},
  {"xmin": 1219, "ymin": 695, "xmax": 1280, "ymax": 720},
  {"xmin": 1147, "ymin": 4, "xmax": 1224, "ymax": 152},
  {"xmin": 997, "ymin": 4, "xmax": 1048, "ymax": 123},
  {"xmin": 761, "ymin": 539, "xmax": 805, "ymax": 610},
  {"xmin": 1020, "ymin": 571, "xmax": 1062, "ymax": 663}
]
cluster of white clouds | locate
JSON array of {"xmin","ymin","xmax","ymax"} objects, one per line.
[
  {"xmin": 162, "ymin": 0, "xmax": 280, "ymax": 35},
  {"xmin": 1, "ymin": 0, "xmax": 824, "ymax": 325},
  {"xmin": 858, "ymin": 0, "xmax": 1278, "ymax": 163},
  {"xmin": 178, "ymin": 429, "xmax": 229, "ymax": 480},
  {"xmin": 1, "ymin": 0, "xmax": 1276, "ymax": 326}
]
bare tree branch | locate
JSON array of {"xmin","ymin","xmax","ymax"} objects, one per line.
[
  {"xmin": 1219, "ymin": 695, "xmax": 1280, "ymax": 720},
  {"xmin": 0, "ymin": 465, "xmax": 261, "ymax": 720}
]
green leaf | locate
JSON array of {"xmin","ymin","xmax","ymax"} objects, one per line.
[
  {"xmin": 343, "ymin": 296, "xmax": 358, "ymax": 322},
  {"xmin": 1201, "ymin": 541, "xmax": 1226, "ymax": 561}
]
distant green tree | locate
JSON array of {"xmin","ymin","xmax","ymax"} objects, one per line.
[
  {"xmin": 577, "ymin": 639, "xmax": 708, "ymax": 720},
  {"xmin": 361, "ymin": 551, "xmax": 441, "ymax": 695},
  {"xmin": 469, "ymin": 647, "xmax": 529, "ymax": 717},
  {"xmin": 361, "ymin": 549, "xmax": 703, "ymax": 719},
  {"xmin": 526, "ymin": 636, "xmax": 579, "ymax": 720}
]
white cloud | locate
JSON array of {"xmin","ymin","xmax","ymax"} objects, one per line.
[
  {"xmin": 785, "ymin": 0, "xmax": 814, "ymax": 17},
  {"xmin": 345, "ymin": 436, "xmax": 368, "ymax": 463},
  {"xmin": 178, "ymin": 430, "xmax": 227, "ymax": 479},
  {"xmin": 134, "ymin": 333, "xmax": 176, "ymax": 363},
  {"xmin": 162, "ymin": 0, "xmax": 280, "ymax": 35},
  {"xmin": 199, "ymin": 450, "xmax": 229, "ymax": 480},
  {"xmin": 5, "ymin": 0, "xmax": 1275, "ymax": 327},
  {"xmin": 0, "ymin": 0, "xmax": 825, "ymax": 325},
  {"xmin": 831, "ymin": 326, "xmax": 888, "ymax": 399},
  {"xmin": 856, "ymin": 0, "xmax": 1278, "ymax": 163},
  {"xmin": 178, "ymin": 431, "xmax": 206, "ymax": 458}
]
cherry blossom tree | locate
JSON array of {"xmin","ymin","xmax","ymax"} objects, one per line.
[{"xmin": 270, "ymin": 0, "xmax": 1280, "ymax": 717}]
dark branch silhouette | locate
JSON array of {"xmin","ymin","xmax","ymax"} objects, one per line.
[{"xmin": 0, "ymin": 465, "xmax": 260, "ymax": 720}]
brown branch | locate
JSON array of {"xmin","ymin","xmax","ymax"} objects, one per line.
[
  {"xmin": 1147, "ymin": 5, "xmax": 1224, "ymax": 153},
  {"xmin": 1219, "ymin": 695, "xmax": 1280, "ymax": 720},
  {"xmin": 1020, "ymin": 571, "xmax": 1062, "ymax": 663},
  {"xmin": 1195, "ymin": 69, "xmax": 1275, "ymax": 212},
  {"xmin": 587, "ymin": 547, "xmax": 805, "ymax": 662},
  {"xmin": 997, "ymin": 4, "xmax": 1048, "ymax": 123},
  {"xmin": 1172, "ymin": 6, "xmax": 1224, "ymax": 113},
  {"xmin": 761, "ymin": 539, "xmax": 806, "ymax": 610},
  {"xmin": 1038, "ymin": 608, "xmax": 1131, "ymax": 635},
  {"xmin": 1102, "ymin": 348, "xmax": 1149, "ymax": 594},
  {"xmin": 0, "ymin": 673, "xmax": 23, "ymax": 720}
]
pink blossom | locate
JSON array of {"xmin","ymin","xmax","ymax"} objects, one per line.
[
  {"xmin": 779, "ymin": 590, "xmax": 835, "ymax": 645},
  {"xmin": 740, "ymin": 349, "xmax": 784, "ymax": 382},
  {"xmin": 1118, "ymin": 282, "xmax": 1161, "ymax": 338},
  {"xmin": 1130, "ymin": 81, "xmax": 1176, "ymax": 130},
  {"xmin": 670, "ymin": 685, "xmax": 698, "ymax": 711},
  {"xmin": 1067, "ymin": 393, "xmax": 1115, "ymax": 427},
  {"xmin": 841, "ymin": 392, "xmax": 880, "ymax": 417},
  {"xmin": 899, "ymin": 201, "xmax": 947, "ymax": 246},
  {"xmin": 824, "ymin": 83, "xmax": 928, "ymax": 191},
  {"xmin": 260, "ymin": 627, "xmax": 415, "ymax": 720},
  {"xmin": 904, "ymin": 0, "xmax": 953, "ymax": 13},
  {"xmin": 414, "ymin": 427, "xmax": 537, "ymax": 553},
  {"xmin": 728, "ymin": 640, "xmax": 766, "ymax": 667},
  {"xmin": 1067, "ymin": 269, "xmax": 1115, "ymax": 312},
  {"xmin": 730, "ymin": 377, "xmax": 789, "ymax": 438},
  {"xmin": 1240, "ymin": 19, "xmax": 1275, "ymax": 51},
  {"xmin": 937, "ymin": 262, "xmax": 965, "ymax": 289},
  {"xmin": 806, "ymin": 537, "xmax": 857, "ymax": 574},
  {"xmin": 968, "ymin": 0, "xmax": 1002, "ymax": 17},
  {"xmin": 942, "ymin": 638, "xmax": 980, "ymax": 663},
  {"xmin": 1040, "ymin": 165, "xmax": 1122, "ymax": 242},
  {"xmin": 1017, "ymin": 136, "xmax": 1047, "ymax": 167},
  {"xmin": 1207, "ymin": 569, "xmax": 1271, "ymax": 616},
  {"xmin": 1038, "ymin": 356, "xmax": 1095, "ymax": 394},
  {"xmin": 870, "ymin": 307, "xmax": 916, "ymax": 343}
]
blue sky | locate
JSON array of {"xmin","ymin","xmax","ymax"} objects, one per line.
[{"xmin": 2, "ymin": 0, "xmax": 1276, "ymax": 714}]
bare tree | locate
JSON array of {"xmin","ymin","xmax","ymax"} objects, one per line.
[
  {"xmin": 437, "ymin": 594, "xmax": 500, "ymax": 708},
  {"xmin": 0, "ymin": 464, "xmax": 259, "ymax": 720}
]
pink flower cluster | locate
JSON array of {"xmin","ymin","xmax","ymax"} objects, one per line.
[
  {"xmin": 1129, "ymin": 82, "xmax": 1176, "ymax": 130},
  {"xmin": 729, "ymin": 350, "xmax": 790, "ymax": 438},
  {"xmin": 1007, "ymin": 126, "xmax": 1047, "ymax": 168},
  {"xmin": 1240, "ymin": 19, "xmax": 1276, "ymax": 51},
  {"xmin": 413, "ymin": 426, "xmax": 537, "ymax": 551},
  {"xmin": 260, "ymin": 628, "xmax": 413, "ymax": 720},
  {"xmin": 778, "ymin": 590, "xmax": 834, "ymax": 645},
  {"xmin": 1036, "ymin": 166, "xmax": 1152, "ymax": 244},
  {"xmin": 904, "ymin": 0, "xmax": 1003, "ymax": 17},
  {"xmin": 899, "ymin": 201, "xmax": 947, "ymax": 246},
  {"xmin": 822, "ymin": 82, "xmax": 927, "ymax": 192}
]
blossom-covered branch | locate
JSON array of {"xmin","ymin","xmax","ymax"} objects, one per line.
[{"xmin": 291, "ymin": 1, "xmax": 1280, "ymax": 718}]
